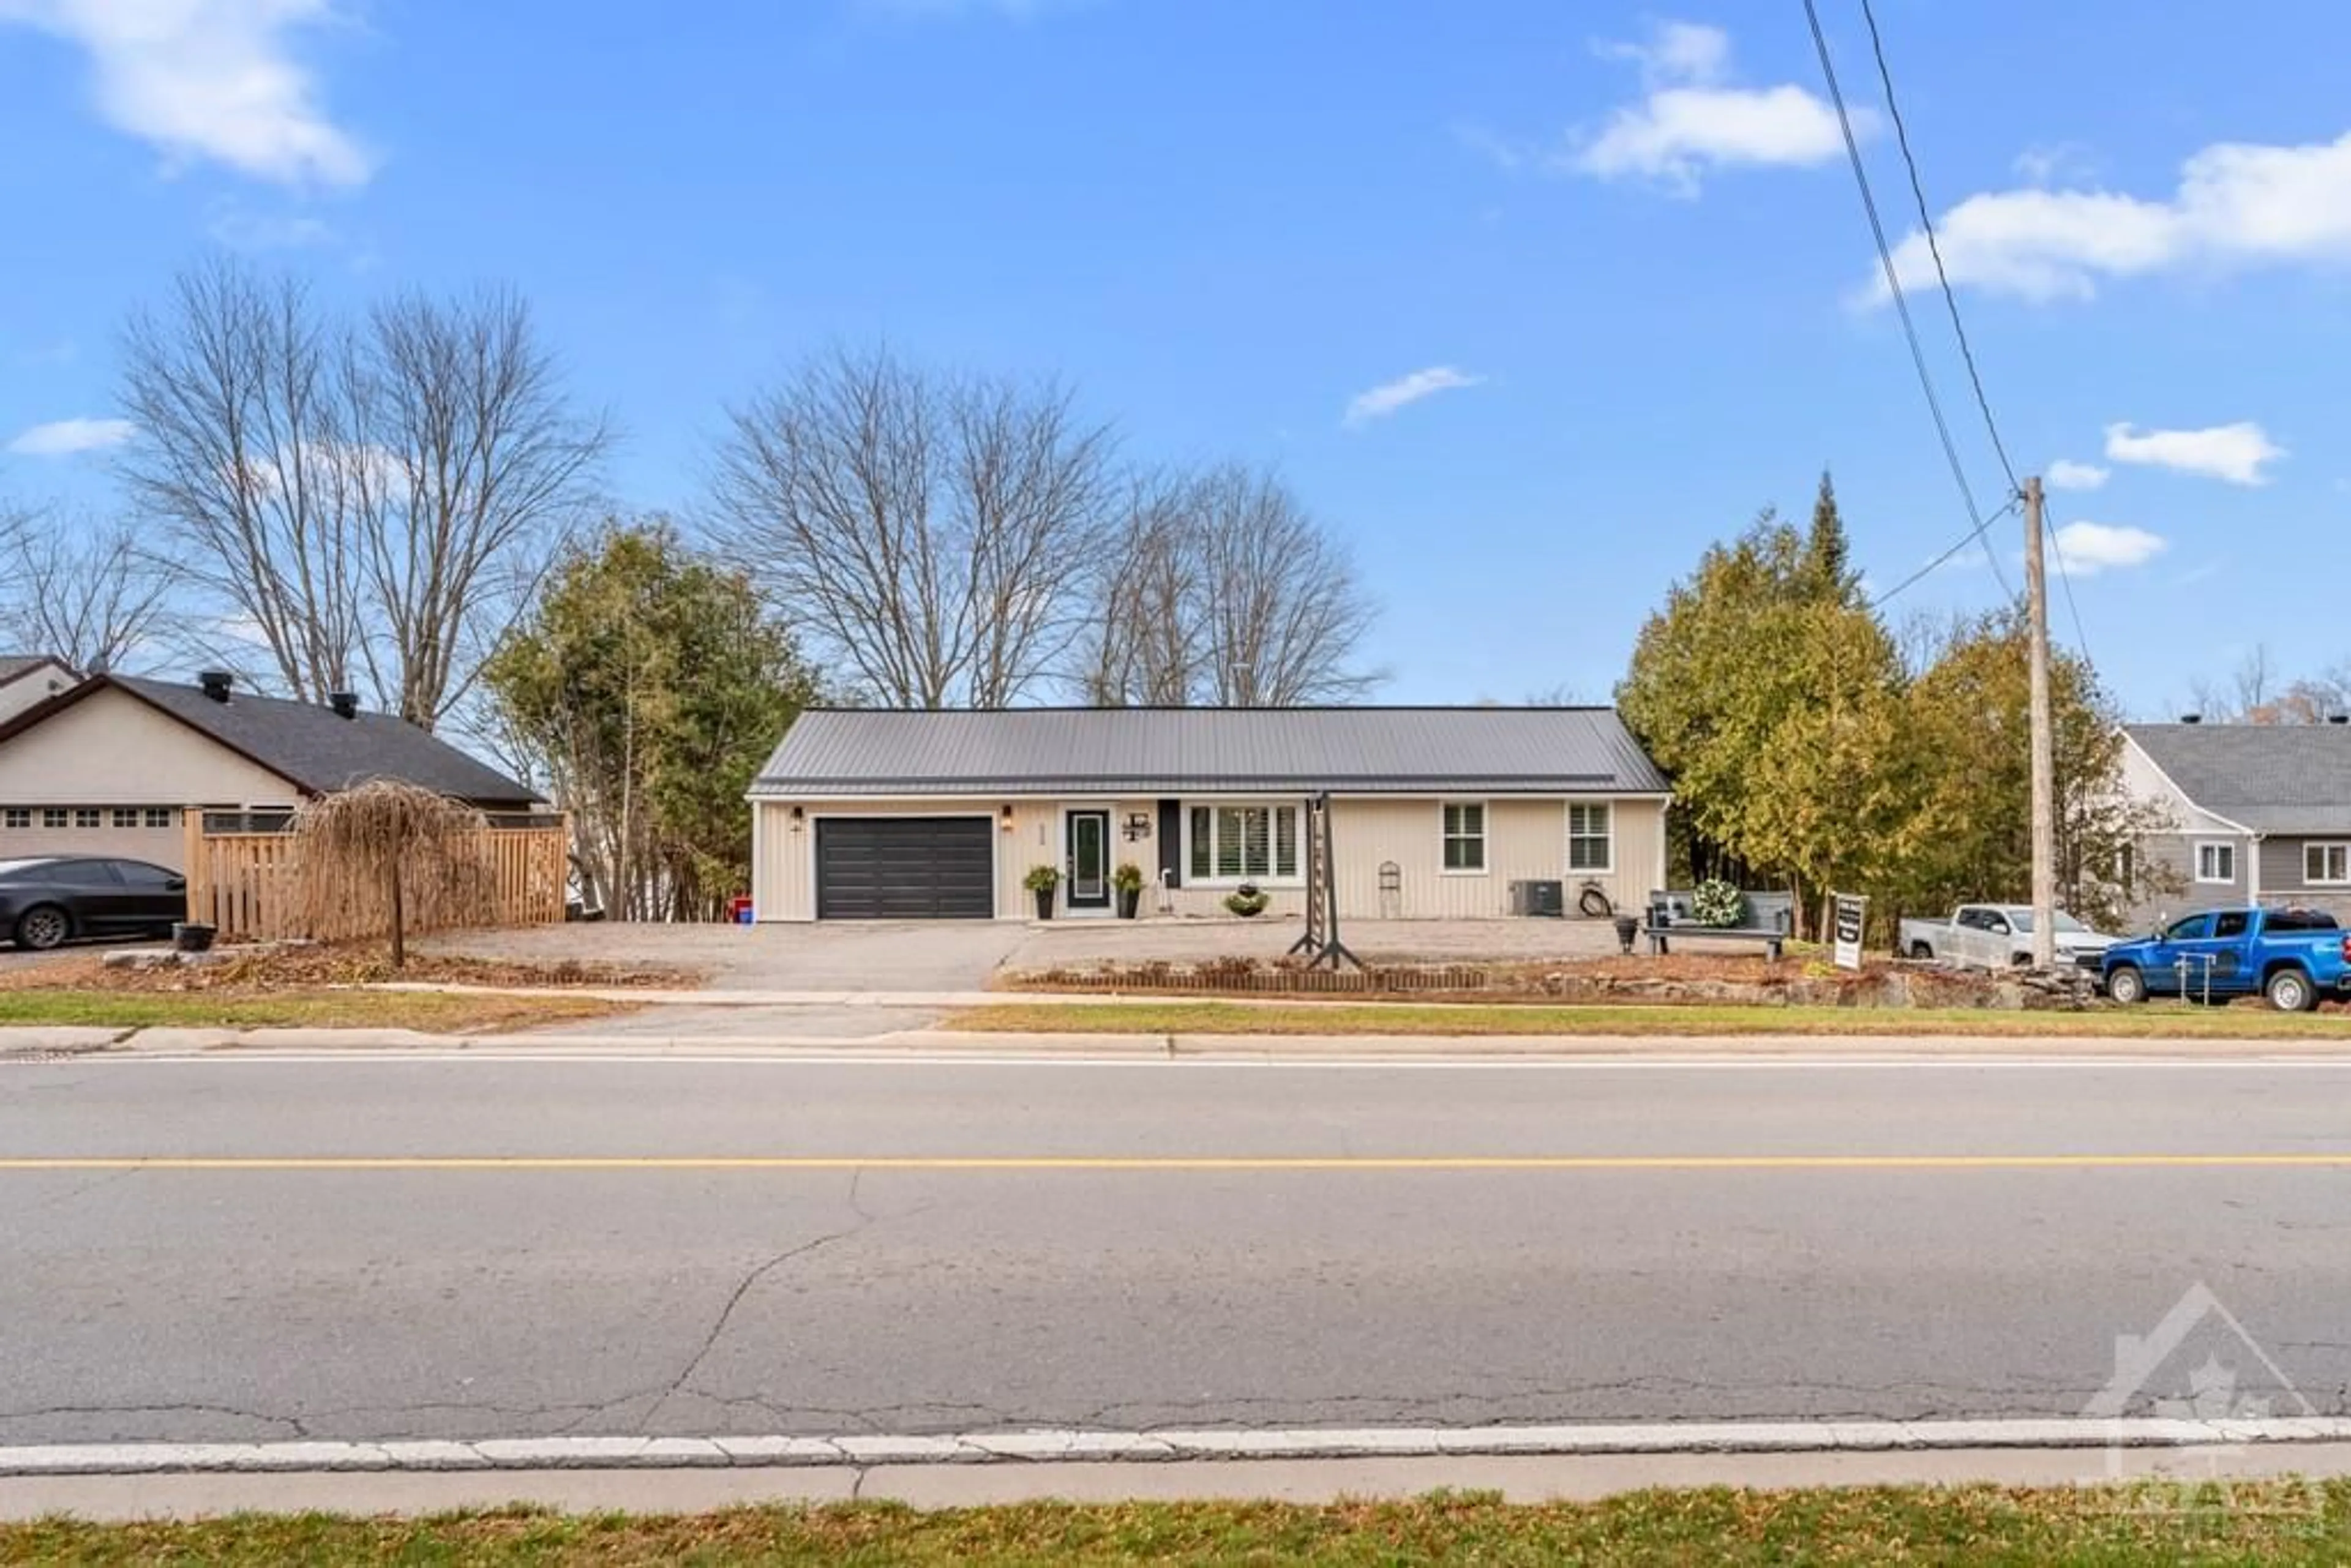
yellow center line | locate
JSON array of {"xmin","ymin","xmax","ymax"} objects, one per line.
[{"xmin": 0, "ymin": 1154, "xmax": 2346, "ymax": 1171}]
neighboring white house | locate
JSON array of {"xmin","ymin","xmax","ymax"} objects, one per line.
[
  {"xmin": 0, "ymin": 672, "xmax": 542, "ymax": 869},
  {"xmin": 746, "ymin": 707, "xmax": 1671, "ymax": 923},
  {"xmin": 0, "ymin": 656, "xmax": 78, "ymax": 724},
  {"xmin": 2118, "ymin": 720, "xmax": 2351, "ymax": 926}
]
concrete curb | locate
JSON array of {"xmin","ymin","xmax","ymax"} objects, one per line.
[{"xmin": 5, "ymin": 1419, "xmax": 2350, "ymax": 1475}]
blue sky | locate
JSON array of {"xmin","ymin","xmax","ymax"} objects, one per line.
[{"xmin": 3, "ymin": 0, "xmax": 2347, "ymax": 717}]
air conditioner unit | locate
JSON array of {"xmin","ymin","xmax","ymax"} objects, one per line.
[{"xmin": 1509, "ymin": 879, "xmax": 1564, "ymax": 917}]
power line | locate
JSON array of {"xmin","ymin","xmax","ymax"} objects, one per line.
[
  {"xmin": 1851, "ymin": 0, "xmax": 2099, "ymax": 670},
  {"xmin": 2034, "ymin": 495, "xmax": 2094, "ymax": 659},
  {"xmin": 1856, "ymin": 0, "xmax": 2019, "ymax": 495},
  {"xmin": 1869, "ymin": 494, "xmax": 2018, "ymax": 612},
  {"xmin": 1801, "ymin": 0, "xmax": 2015, "ymax": 606}
]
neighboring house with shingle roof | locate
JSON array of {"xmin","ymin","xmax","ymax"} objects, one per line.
[
  {"xmin": 0, "ymin": 671, "xmax": 539, "ymax": 870},
  {"xmin": 0, "ymin": 655, "xmax": 79, "ymax": 724},
  {"xmin": 2119, "ymin": 720, "xmax": 2351, "ymax": 926},
  {"xmin": 747, "ymin": 707, "xmax": 1670, "ymax": 923}
]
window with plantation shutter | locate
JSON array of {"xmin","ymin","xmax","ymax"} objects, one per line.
[
  {"xmin": 1568, "ymin": 802, "xmax": 1613, "ymax": 872},
  {"xmin": 1441, "ymin": 802, "xmax": 1486, "ymax": 872},
  {"xmin": 1183, "ymin": 803, "xmax": 1303, "ymax": 883}
]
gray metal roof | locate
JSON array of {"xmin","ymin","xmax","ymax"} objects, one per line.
[
  {"xmin": 753, "ymin": 707, "xmax": 1670, "ymax": 798},
  {"xmin": 2128, "ymin": 723, "xmax": 2351, "ymax": 834},
  {"xmin": 96, "ymin": 677, "xmax": 541, "ymax": 805}
]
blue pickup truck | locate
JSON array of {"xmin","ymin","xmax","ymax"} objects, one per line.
[{"xmin": 2101, "ymin": 907, "xmax": 2351, "ymax": 1011}]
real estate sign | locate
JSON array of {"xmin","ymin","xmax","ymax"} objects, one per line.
[{"xmin": 1832, "ymin": 893, "xmax": 1867, "ymax": 972}]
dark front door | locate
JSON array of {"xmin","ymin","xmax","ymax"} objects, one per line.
[
  {"xmin": 1065, "ymin": 810, "xmax": 1111, "ymax": 912},
  {"xmin": 816, "ymin": 817, "xmax": 994, "ymax": 920}
]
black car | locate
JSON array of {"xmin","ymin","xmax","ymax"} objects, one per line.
[{"xmin": 0, "ymin": 857, "xmax": 188, "ymax": 951}]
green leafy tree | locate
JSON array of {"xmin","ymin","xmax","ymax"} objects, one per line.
[
  {"xmin": 1891, "ymin": 610, "xmax": 2175, "ymax": 931},
  {"xmin": 486, "ymin": 520, "xmax": 822, "ymax": 920},
  {"xmin": 1616, "ymin": 488, "xmax": 1901, "ymax": 934}
]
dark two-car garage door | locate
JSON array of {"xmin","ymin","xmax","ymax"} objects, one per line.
[{"xmin": 815, "ymin": 817, "xmax": 996, "ymax": 920}]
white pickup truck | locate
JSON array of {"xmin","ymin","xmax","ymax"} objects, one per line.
[{"xmin": 1898, "ymin": 904, "xmax": 2117, "ymax": 970}]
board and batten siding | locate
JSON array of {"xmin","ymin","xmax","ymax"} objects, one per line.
[
  {"xmin": 0, "ymin": 686, "xmax": 301, "ymax": 870},
  {"xmin": 754, "ymin": 794, "xmax": 1667, "ymax": 923}
]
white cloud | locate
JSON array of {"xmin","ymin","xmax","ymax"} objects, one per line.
[
  {"xmin": 2104, "ymin": 421, "xmax": 2285, "ymax": 486},
  {"xmin": 2045, "ymin": 459, "xmax": 2109, "ymax": 492},
  {"xmin": 2012, "ymin": 142, "xmax": 2096, "ymax": 187},
  {"xmin": 206, "ymin": 204, "xmax": 337, "ymax": 250},
  {"xmin": 1872, "ymin": 129, "xmax": 2351, "ymax": 302},
  {"xmin": 1597, "ymin": 20, "xmax": 1731, "ymax": 89},
  {"xmin": 1573, "ymin": 20, "xmax": 1858, "ymax": 195},
  {"xmin": 0, "ymin": 0, "xmax": 370, "ymax": 186},
  {"xmin": 1343, "ymin": 366, "xmax": 1483, "ymax": 427},
  {"xmin": 2049, "ymin": 520, "xmax": 2167, "ymax": 578},
  {"xmin": 6, "ymin": 416, "xmax": 135, "ymax": 457}
]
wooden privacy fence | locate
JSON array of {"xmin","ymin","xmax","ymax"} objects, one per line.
[{"xmin": 183, "ymin": 811, "xmax": 569, "ymax": 942}]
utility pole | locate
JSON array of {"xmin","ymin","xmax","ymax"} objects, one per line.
[{"xmin": 2023, "ymin": 475, "xmax": 2056, "ymax": 970}]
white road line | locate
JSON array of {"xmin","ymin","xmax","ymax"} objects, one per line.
[{"xmin": 2, "ymin": 1419, "xmax": 2347, "ymax": 1474}]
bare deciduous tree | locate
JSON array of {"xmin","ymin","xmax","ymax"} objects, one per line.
[
  {"xmin": 1081, "ymin": 462, "xmax": 1382, "ymax": 707},
  {"xmin": 118, "ymin": 259, "xmax": 607, "ymax": 730},
  {"xmin": 353, "ymin": 288, "xmax": 609, "ymax": 727},
  {"xmin": 119, "ymin": 261, "xmax": 368, "ymax": 699},
  {"xmin": 712, "ymin": 345, "xmax": 1115, "ymax": 708},
  {"xmin": 1078, "ymin": 468, "xmax": 1203, "ymax": 705},
  {"xmin": 0, "ymin": 512, "xmax": 179, "ymax": 673}
]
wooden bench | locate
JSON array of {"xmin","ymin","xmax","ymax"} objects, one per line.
[{"xmin": 1643, "ymin": 889, "xmax": 1794, "ymax": 961}]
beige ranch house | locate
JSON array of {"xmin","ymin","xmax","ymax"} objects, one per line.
[{"xmin": 748, "ymin": 707, "xmax": 1670, "ymax": 923}]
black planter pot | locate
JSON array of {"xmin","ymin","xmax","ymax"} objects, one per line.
[
  {"xmin": 1033, "ymin": 887, "xmax": 1056, "ymax": 920},
  {"xmin": 173, "ymin": 921, "xmax": 217, "ymax": 954},
  {"xmin": 1116, "ymin": 887, "xmax": 1141, "ymax": 920}
]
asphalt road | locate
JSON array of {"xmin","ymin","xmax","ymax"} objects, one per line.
[{"xmin": 4, "ymin": 1051, "xmax": 2349, "ymax": 1446}]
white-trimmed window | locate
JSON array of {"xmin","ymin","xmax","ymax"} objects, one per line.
[
  {"xmin": 1441, "ymin": 802, "xmax": 1487, "ymax": 872},
  {"xmin": 112, "ymin": 808, "xmax": 140, "ymax": 829},
  {"xmin": 145, "ymin": 808, "xmax": 172, "ymax": 829},
  {"xmin": 1186, "ymin": 804, "xmax": 1301, "ymax": 884},
  {"xmin": 2195, "ymin": 841, "xmax": 2237, "ymax": 885},
  {"xmin": 1, "ymin": 808, "xmax": 26, "ymax": 830},
  {"xmin": 1568, "ymin": 802, "xmax": 1613, "ymax": 872},
  {"xmin": 73, "ymin": 808, "xmax": 100, "ymax": 829},
  {"xmin": 2307, "ymin": 842, "xmax": 2351, "ymax": 886},
  {"xmin": 40, "ymin": 808, "xmax": 67, "ymax": 829}
]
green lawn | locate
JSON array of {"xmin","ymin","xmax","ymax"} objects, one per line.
[
  {"xmin": 0, "ymin": 988, "xmax": 623, "ymax": 1033},
  {"xmin": 945, "ymin": 1000, "xmax": 2351, "ymax": 1040},
  {"xmin": 6, "ymin": 1485, "xmax": 2347, "ymax": 1564}
]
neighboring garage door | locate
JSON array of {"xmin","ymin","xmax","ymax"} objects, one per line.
[{"xmin": 815, "ymin": 817, "xmax": 995, "ymax": 920}]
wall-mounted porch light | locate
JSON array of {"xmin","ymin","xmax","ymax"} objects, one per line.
[{"xmin": 1000, "ymin": 804, "xmax": 1016, "ymax": 832}]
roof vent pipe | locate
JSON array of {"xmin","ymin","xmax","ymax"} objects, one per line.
[
  {"xmin": 197, "ymin": 670, "xmax": 233, "ymax": 703},
  {"xmin": 328, "ymin": 691, "xmax": 359, "ymax": 720}
]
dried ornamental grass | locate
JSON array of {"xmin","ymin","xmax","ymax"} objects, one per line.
[{"xmin": 290, "ymin": 780, "xmax": 492, "ymax": 968}]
